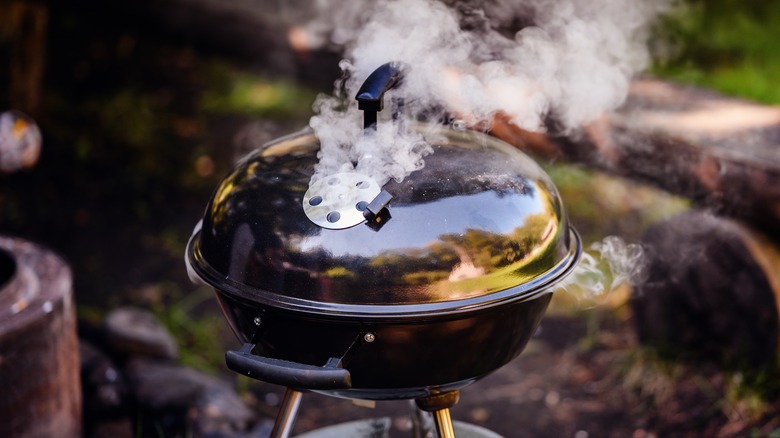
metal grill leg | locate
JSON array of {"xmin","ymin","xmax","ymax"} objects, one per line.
[
  {"xmin": 432, "ymin": 408, "xmax": 455, "ymax": 438},
  {"xmin": 415, "ymin": 391, "xmax": 460, "ymax": 438},
  {"xmin": 270, "ymin": 388, "xmax": 303, "ymax": 438}
]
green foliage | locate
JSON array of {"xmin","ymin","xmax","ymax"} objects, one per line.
[
  {"xmin": 545, "ymin": 163, "xmax": 689, "ymax": 244},
  {"xmin": 724, "ymin": 369, "xmax": 780, "ymax": 413},
  {"xmin": 96, "ymin": 90, "xmax": 157, "ymax": 149},
  {"xmin": 653, "ymin": 0, "xmax": 780, "ymax": 103},
  {"xmin": 617, "ymin": 345, "xmax": 780, "ymax": 427},
  {"xmin": 200, "ymin": 62, "xmax": 318, "ymax": 118},
  {"xmin": 148, "ymin": 283, "xmax": 225, "ymax": 373}
]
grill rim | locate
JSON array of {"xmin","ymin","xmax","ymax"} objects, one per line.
[{"xmin": 186, "ymin": 228, "xmax": 580, "ymax": 321}]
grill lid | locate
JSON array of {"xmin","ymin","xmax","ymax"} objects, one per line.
[{"xmin": 187, "ymin": 124, "xmax": 580, "ymax": 317}]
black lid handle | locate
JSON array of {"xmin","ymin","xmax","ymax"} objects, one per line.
[
  {"xmin": 226, "ymin": 343, "xmax": 352, "ymax": 390},
  {"xmin": 355, "ymin": 62, "xmax": 405, "ymax": 130}
]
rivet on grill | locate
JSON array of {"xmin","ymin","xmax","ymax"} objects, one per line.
[
  {"xmin": 253, "ymin": 317, "xmax": 262, "ymax": 326},
  {"xmin": 363, "ymin": 332, "xmax": 376, "ymax": 343}
]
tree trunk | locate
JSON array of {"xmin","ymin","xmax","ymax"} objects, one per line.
[
  {"xmin": 0, "ymin": 1, "xmax": 48, "ymax": 115},
  {"xmin": 0, "ymin": 236, "xmax": 81, "ymax": 438}
]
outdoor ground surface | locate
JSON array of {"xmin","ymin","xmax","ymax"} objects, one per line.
[
  {"xmin": 242, "ymin": 295, "xmax": 780, "ymax": 438},
  {"xmin": 2, "ymin": 2, "xmax": 780, "ymax": 437}
]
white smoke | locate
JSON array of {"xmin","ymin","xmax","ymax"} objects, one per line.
[
  {"xmin": 557, "ymin": 235, "xmax": 648, "ymax": 300},
  {"xmin": 302, "ymin": 0, "xmax": 668, "ymax": 185},
  {"xmin": 308, "ymin": 81, "xmax": 436, "ymax": 186},
  {"xmin": 591, "ymin": 235, "xmax": 648, "ymax": 288}
]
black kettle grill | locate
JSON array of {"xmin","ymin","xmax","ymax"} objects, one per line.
[{"xmin": 186, "ymin": 63, "xmax": 581, "ymax": 437}]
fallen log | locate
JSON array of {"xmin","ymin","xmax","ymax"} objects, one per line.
[
  {"xmin": 490, "ymin": 78, "xmax": 780, "ymax": 235},
  {"xmin": 630, "ymin": 211, "xmax": 780, "ymax": 370}
]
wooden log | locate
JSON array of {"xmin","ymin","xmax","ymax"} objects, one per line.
[
  {"xmin": 0, "ymin": 0, "xmax": 48, "ymax": 115},
  {"xmin": 0, "ymin": 236, "xmax": 81, "ymax": 438},
  {"xmin": 490, "ymin": 78, "xmax": 780, "ymax": 235},
  {"xmin": 630, "ymin": 211, "xmax": 780, "ymax": 370}
]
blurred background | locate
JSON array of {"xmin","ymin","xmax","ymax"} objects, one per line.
[{"xmin": 1, "ymin": 0, "xmax": 779, "ymax": 436}]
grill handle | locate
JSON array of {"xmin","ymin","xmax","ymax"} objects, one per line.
[
  {"xmin": 355, "ymin": 62, "xmax": 405, "ymax": 130},
  {"xmin": 225, "ymin": 343, "xmax": 352, "ymax": 390}
]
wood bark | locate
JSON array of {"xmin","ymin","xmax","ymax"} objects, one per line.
[
  {"xmin": 490, "ymin": 79, "xmax": 780, "ymax": 235},
  {"xmin": 0, "ymin": 237, "xmax": 81, "ymax": 438},
  {"xmin": 0, "ymin": 1, "xmax": 48, "ymax": 115}
]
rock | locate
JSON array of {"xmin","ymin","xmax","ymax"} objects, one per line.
[
  {"xmin": 80, "ymin": 340, "xmax": 128, "ymax": 417},
  {"xmin": 125, "ymin": 358, "xmax": 204, "ymax": 409},
  {"xmin": 104, "ymin": 307, "xmax": 179, "ymax": 360},
  {"xmin": 87, "ymin": 308, "xmax": 258, "ymax": 436},
  {"xmin": 125, "ymin": 358, "xmax": 256, "ymax": 436},
  {"xmin": 631, "ymin": 210, "xmax": 780, "ymax": 369},
  {"xmin": 189, "ymin": 385, "xmax": 257, "ymax": 437},
  {"xmin": 80, "ymin": 340, "xmax": 133, "ymax": 438},
  {"xmin": 0, "ymin": 110, "xmax": 42, "ymax": 173}
]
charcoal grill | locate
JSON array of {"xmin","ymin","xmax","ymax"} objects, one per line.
[{"xmin": 186, "ymin": 63, "xmax": 581, "ymax": 437}]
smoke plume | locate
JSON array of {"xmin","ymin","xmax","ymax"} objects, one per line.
[
  {"xmin": 557, "ymin": 235, "xmax": 648, "ymax": 301},
  {"xmin": 302, "ymin": 0, "xmax": 667, "ymax": 185}
]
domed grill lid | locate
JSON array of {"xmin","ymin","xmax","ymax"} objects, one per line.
[{"xmin": 187, "ymin": 126, "xmax": 579, "ymax": 317}]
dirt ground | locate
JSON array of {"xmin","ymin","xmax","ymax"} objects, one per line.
[{"xmin": 242, "ymin": 299, "xmax": 780, "ymax": 438}]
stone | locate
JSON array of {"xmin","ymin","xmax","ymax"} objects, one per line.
[
  {"xmin": 104, "ymin": 307, "xmax": 179, "ymax": 360},
  {"xmin": 189, "ymin": 385, "xmax": 257, "ymax": 437},
  {"xmin": 80, "ymin": 340, "xmax": 128, "ymax": 417},
  {"xmin": 631, "ymin": 211, "xmax": 780, "ymax": 369},
  {"xmin": 125, "ymin": 358, "xmax": 256, "ymax": 436},
  {"xmin": 125, "ymin": 358, "xmax": 204, "ymax": 410}
]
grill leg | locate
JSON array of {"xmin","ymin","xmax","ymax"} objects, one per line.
[
  {"xmin": 432, "ymin": 408, "xmax": 455, "ymax": 438},
  {"xmin": 270, "ymin": 388, "xmax": 303, "ymax": 438},
  {"xmin": 415, "ymin": 391, "xmax": 460, "ymax": 438}
]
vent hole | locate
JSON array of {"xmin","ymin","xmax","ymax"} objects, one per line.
[
  {"xmin": 356, "ymin": 180, "xmax": 370, "ymax": 189},
  {"xmin": 356, "ymin": 201, "xmax": 368, "ymax": 212},
  {"xmin": 308, "ymin": 196, "xmax": 323, "ymax": 206},
  {"xmin": 326, "ymin": 211, "xmax": 341, "ymax": 223}
]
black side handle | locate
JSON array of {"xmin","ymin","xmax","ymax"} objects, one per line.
[
  {"xmin": 226, "ymin": 343, "xmax": 352, "ymax": 390},
  {"xmin": 355, "ymin": 62, "xmax": 405, "ymax": 130}
]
